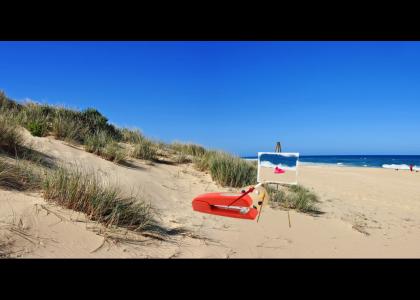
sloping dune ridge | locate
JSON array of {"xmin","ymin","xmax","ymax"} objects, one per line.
[{"xmin": 1, "ymin": 130, "xmax": 420, "ymax": 258}]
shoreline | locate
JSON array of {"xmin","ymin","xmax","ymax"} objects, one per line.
[{"xmin": 243, "ymin": 158, "xmax": 419, "ymax": 170}]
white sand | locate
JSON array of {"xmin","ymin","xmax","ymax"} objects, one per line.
[{"xmin": 2, "ymin": 130, "xmax": 420, "ymax": 258}]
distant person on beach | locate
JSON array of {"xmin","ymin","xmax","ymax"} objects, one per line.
[{"xmin": 410, "ymin": 164, "xmax": 413, "ymax": 172}]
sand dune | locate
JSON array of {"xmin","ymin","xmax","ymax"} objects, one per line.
[{"xmin": 2, "ymin": 132, "xmax": 420, "ymax": 258}]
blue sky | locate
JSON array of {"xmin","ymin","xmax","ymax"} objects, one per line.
[{"xmin": 1, "ymin": 41, "xmax": 419, "ymax": 156}]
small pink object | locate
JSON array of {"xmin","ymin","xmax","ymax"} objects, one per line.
[{"xmin": 274, "ymin": 166, "xmax": 285, "ymax": 174}]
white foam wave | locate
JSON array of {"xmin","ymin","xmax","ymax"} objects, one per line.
[
  {"xmin": 382, "ymin": 164, "xmax": 413, "ymax": 170},
  {"xmin": 258, "ymin": 152, "xmax": 299, "ymax": 158},
  {"xmin": 260, "ymin": 161, "xmax": 297, "ymax": 170}
]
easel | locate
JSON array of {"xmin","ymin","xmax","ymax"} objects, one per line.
[{"xmin": 275, "ymin": 141, "xmax": 291, "ymax": 228}]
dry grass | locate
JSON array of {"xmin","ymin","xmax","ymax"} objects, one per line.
[
  {"xmin": 266, "ymin": 184, "xmax": 321, "ymax": 214},
  {"xmin": 0, "ymin": 236, "xmax": 13, "ymax": 258},
  {"xmin": 84, "ymin": 131, "xmax": 128, "ymax": 163},
  {"xmin": 0, "ymin": 115, "xmax": 23, "ymax": 155},
  {"xmin": 131, "ymin": 139, "xmax": 157, "ymax": 161},
  {"xmin": 171, "ymin": 142, "xmax": 206, "ymax": 157},
  {"xmin": 0, "ymin": 159, "xmax": 42, "ymax": 191},
  {"xmin": 119, "ymin": 128, "xmax": 144, "ymax": 144},
  {"xmin": 174, "ymin": 153, "xmax": 192, "ymax": 164},
  {"xmin": 42, "ymin": 165, "xmax": 157, "ymax": 232}
]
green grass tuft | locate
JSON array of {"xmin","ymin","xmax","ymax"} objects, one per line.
[
  {"xmin": 27, "ymin": 120, "xmax": 48, "ymax": 137},
  {"xmin": 207, "ymin": 152, "xmax": 257, "ymax": 187}
]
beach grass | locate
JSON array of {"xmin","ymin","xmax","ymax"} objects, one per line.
[
  {"xmin": 170, "ymin": 143, "xmax": 257, "ymax": 188},
  {"xmin": 84, "ymin": 131, "xmax": 128, "ymax": 163},
  {"xmin": 174, "ymin": 153, "xmax": 192, "ymax": 164},
  {"xmin": 42, "ymin": 165, "xmax": 156, "ymax": 232},
  {"xmin": 0, "ymin": 115, "xmax": 23, "ymax": 155},
  {"xmin": 266, "ymin": 184, "xmax": 320, "ymax": 214},
  {"xmin": 207, "ymin": 152, "xmax": 257, "ymax": 187},
  {"xmin": 171, "ymin": 142, "xmax": 207, "ymax": 157},
  {"xmin": 119, "ymin": 128, "xmax": 144, "ymax": 144},
  {"xmin": 102, "ymin": 141, "xmax": 128, "ymax": 164},
  {"xmin": 51, "ymin": 109, "xmax": 88, "ymax": 143},
  {"xmin": 131, "ymin": 139, "xmax": 158, "ymax": 161},
  {"xmin": 0, "ymin": 159, "xmax": 42, "ymax": 191},
  {"xmin": 2, "ymin": 91, "xmax": 258, "ymax": 189}
]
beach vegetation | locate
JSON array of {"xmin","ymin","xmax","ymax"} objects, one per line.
[
  {"xmin": 171, "ymin": 142, "xmax": 207, "ymax": 157},
  {"xmin": 0, "ymin": 159, "xmax": 42, "ymax": 191},
  {"xmin": 131, "ymin": 139, "xmax": 157, "ymax": 161},
  {"xmin": 266, "ymin": 184, "xmax": 321, "ymax": 214},
  {"xmin": 0, "ymin": 115, "xmax": 23, "ymax": 155},
  {"xmin": 207, "ymin": 151, "xmax": 257, "ymax": 187},
  {"xmin": 42, "ymin": 165, "xmax": 156, "ymax": 232},
  {"xmin": 119, "ymin": 128, "xmax": 144, "ymax": 144},
  {"xmin": 174, "ymin": 153, "xmax": 192, "ymax": 164}
]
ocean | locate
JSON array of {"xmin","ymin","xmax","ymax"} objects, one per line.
[{"xmin": 242, "ymin": 155, "xmax": 420, "ymax": 170}]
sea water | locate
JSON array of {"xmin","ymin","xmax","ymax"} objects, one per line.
[{"xmin": 242, "ymin": 155, "xmax": 420, "ymax": 170}]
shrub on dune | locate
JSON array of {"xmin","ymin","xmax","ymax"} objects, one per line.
[
  {"xmin": 16, "ymin": 103, "xmax": 51, "ymax": 137},
  {"xmin": 51, "ymin": 111, "xmax": 87, "ymax": 143},
  {"xmin": 27, "ymin": 120, "xmax": 48, "ymax": 137}
]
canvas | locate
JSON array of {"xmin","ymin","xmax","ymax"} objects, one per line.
[{"xmin": 257, "ymin": 152, "xmax": 299, "ymax": 184}]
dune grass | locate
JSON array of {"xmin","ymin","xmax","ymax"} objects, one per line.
[
  {"xmin": 0, "ymin": 115, "xmax": 23, "ymax": 155},
  {"xmin": 0, "ymin": 159, "xmax": 42, "ymax": 191},
  {"xmin": 131, "ymin": 139, "xmax": 158, "ymax": 161},
  {"xmin": 2, "ymin": 91, "xmax": 258, "ymax": 189},
  {"xmin": 84, "ymin": 131, "xmax": 128, "ymax": 163},
  {"xmin": 266, "ymin": 184, "xmax": 321, "ymax": 214},
  {"xmin": 119, "ymin": 128, "xmax": 144, "ymax": 144},
  {"xmin": 42, "ymin": 165, "xmax": 156, "ymax": 232},
  {"xmin": 207, "ymin": 152, "xmax": 257, "ymax": 187},
  {"xmin": 174, "ymin": 153, "xmax": 192, "ymax": 164},
  {"xmin": 102, "ymin": 141, "xmax": 129, "ymax": 164},
  {"xmin": 171, "ymin": 142, "xmax": 207, "ymax": 157},
  {"xmin": 0, "ymin": 94, "xmax": 121, "ymax": 143},
  {"xmin": 51, "ymin": 109, "xmax": 88, "ymax": 143}
]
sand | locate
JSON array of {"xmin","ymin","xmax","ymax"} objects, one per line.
[
  {"xmin": 258, "ymin": 166, "xmax": 297, "ymax": 184},
  {"xmin": 1, "ymin": 131, "xmax": 420, "ymax": 258}
]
